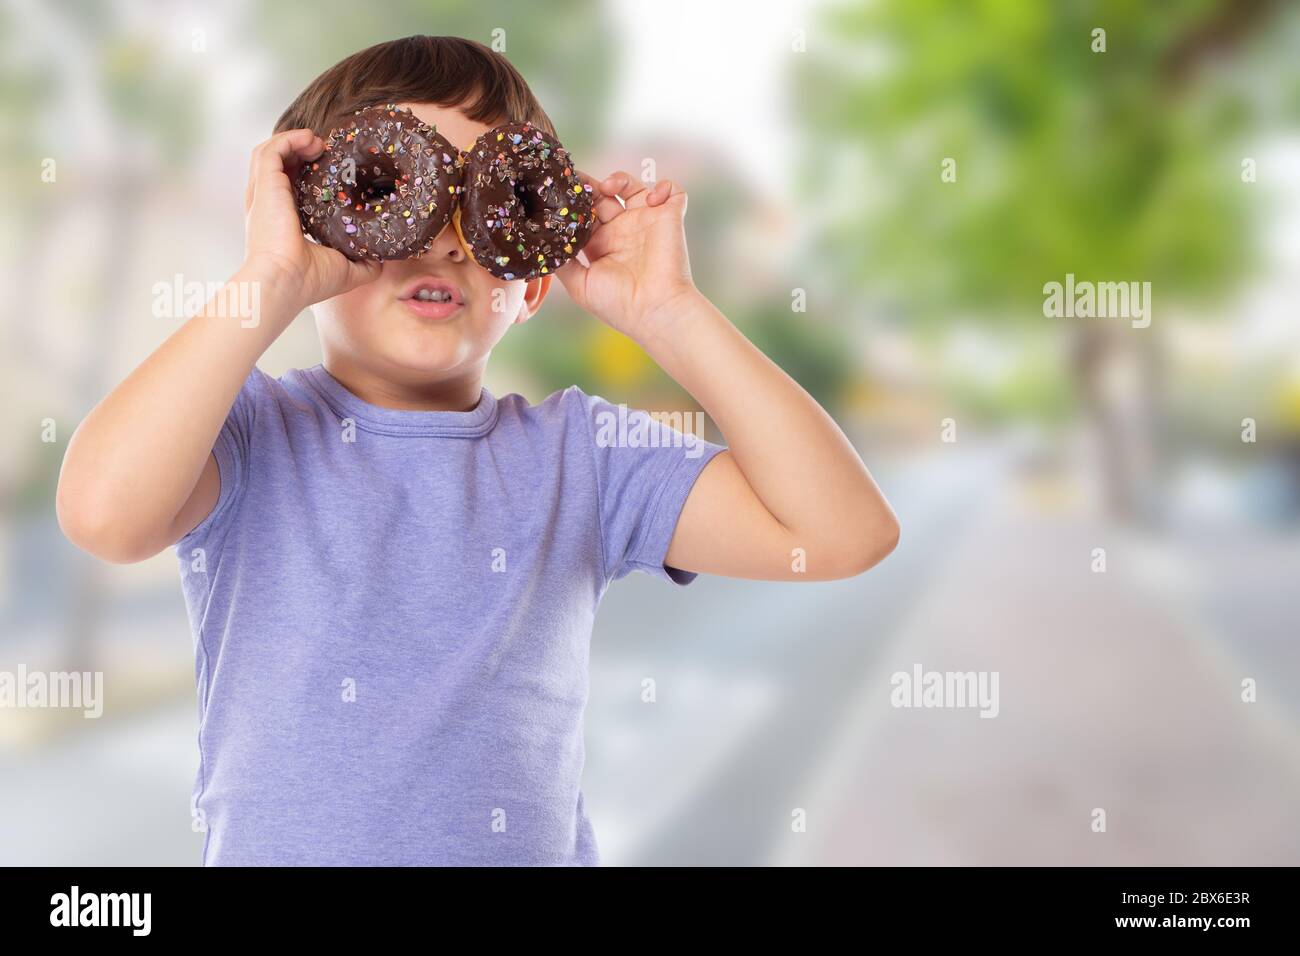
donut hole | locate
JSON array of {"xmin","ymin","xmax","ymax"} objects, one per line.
[
  {"xmin": 512, "ymin": 180, "xmax": 546, "ymax": 227},
  {"xmin": 356, "ymin": 160, "xmax": 402, "ymax": 205}
]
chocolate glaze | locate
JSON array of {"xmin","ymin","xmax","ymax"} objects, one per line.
[
  {"xmin": 458, "ymin": 121, "xmax": 596, "ymax": 280},
  {"xmin": 296, "ymin": 105, "xmax": 462, "ymax": 261}
]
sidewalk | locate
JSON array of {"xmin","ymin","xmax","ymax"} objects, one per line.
[{"xmin": 771, "ymin": 471, "xmax": 1300, "ymax": 866}]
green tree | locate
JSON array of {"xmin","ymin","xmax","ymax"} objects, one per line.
[{"xmin": 799, "ymin": 0, "xmax": 1299, "ymax": 519}]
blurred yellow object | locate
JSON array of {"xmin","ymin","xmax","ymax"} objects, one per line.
[
  {"xmin": 588, "ymin": 325, "xmax": 650, "ymax": 389},
  {"xmin": 1276, "ymin": 380, "xmax": 1300, "ymax": 432}
]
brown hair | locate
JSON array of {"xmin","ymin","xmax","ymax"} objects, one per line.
[{"xmin": 274, "ymin": 35, "xmax": 556, "ymax": 139}]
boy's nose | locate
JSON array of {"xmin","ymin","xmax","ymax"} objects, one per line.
[{"xmin": 428, "ymin": 220, "xmax": 468, "ymax": 263}]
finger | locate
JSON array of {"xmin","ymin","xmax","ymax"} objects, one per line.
[
  {"xmin": 574, "ymin": 168, "xmax": 606, "ymax": 196},
  {"xmin": 313, "ymin": 249, "xmax": 383, "ymax": 298},
  {"xmin": 588, "ymin": 178, "xmax": 626, "ymax": 223},
  {"xmin": 593, "ymin": 195, "xmax": 624, "ymax": 224},
  {"xmin": 579, "ymin": 222, "xmax": 622, "ymax": 264},
  {"xmin": 645, "ymin": 178, "xmax": 673, "ymax": 207},
  {"xmin": 248, "ymin": 129, "xmax": 320, "ymax": 188},
  {"xmin": 340, "ymin": 253, "xmax": 383, "ymax": 291},
  {"xmin": 554, "ymin": 256, "xmax": 588, "ymax": 306},
  {"xmin": 602, "ymin": 171, "xmax": 649, "ymax": 207},
  {"xmin": 594, "ymin": 169, "xmax": 650, "ymax": 221},
  {"xmin": 665, "ymin": 184, "xmax": 688, "ymax": 216},
  {"xmin": 572, "ymin": 168, "xmax": 621, "ymax": 223},
  {"xmin": 274, "ymin": 133, "xmax": 327, "ymax": 190},
  {"xmin": 655, "ymin": 182, "xmax": 688, "ymax": 218},
  {"xmin": 249, "ymin": 129, "xmax": 325, "ymax": 207}
]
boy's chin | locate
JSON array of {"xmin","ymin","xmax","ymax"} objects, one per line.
[{"xmin": 376, "ymin": 335, "xmax": 478, "ymax": 378}]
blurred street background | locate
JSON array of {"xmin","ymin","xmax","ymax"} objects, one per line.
[{"xmin": 2, "ymin": 0, "xmax": 1299, "ymax": 865}]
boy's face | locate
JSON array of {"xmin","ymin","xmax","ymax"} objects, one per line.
[{"xmin": 312, "ymin": 101, "xmax": 550, "ymax": 388}]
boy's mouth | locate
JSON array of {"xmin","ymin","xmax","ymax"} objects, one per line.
[{"xmin": 399, "ymin": 277, "xmax": 464, "ymax": 320}]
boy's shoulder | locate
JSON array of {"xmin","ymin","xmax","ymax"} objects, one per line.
[
  {"xmin": 494, "ymin": 382, "xmax": 608, "ymax": 420},
  {"xmin": 483, "ymin": 382, "xmax": 641, "ymax": 439}
]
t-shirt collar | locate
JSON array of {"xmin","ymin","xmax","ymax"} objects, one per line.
[{"xmin": 297, "ymin": 364, "xmax": 499, "ymax": 438}]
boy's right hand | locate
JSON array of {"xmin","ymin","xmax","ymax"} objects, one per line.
[{"xmin": 242, "ymin": 128, "xmax": 380, "ymax": 315}]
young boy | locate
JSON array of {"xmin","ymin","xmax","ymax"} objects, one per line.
[{"xmin": 55, "ymin": 36, "xmax": 898, "ymax": 866}]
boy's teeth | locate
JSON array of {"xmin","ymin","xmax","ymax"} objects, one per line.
[{"xmin": 414, "ymin": 288, "xmax": 452, "ymax": 302}]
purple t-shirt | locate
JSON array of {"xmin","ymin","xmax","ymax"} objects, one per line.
[{"xmin": 173, "ymin": 363, "xmax": 725, "ymax": 865}]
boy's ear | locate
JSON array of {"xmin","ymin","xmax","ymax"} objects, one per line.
[{"xmin": 516, "ymin": 275, "xmax": 552, "ymax": 324}]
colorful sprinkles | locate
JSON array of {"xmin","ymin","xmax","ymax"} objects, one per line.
[
  {"xmin": 457, "ymin": 121, "xmax": 596, "ymax": 281},
  {"xmin": 295, "ymin": 104, "xmax": 462, "ymax": 261},
  {"xmin": 296, "ymin": 110, "xmax": 595, "ymax": 276}
]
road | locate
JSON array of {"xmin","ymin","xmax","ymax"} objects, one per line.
[{"xmin": 584, "ymin": 445, "xmax": 1006, "ymax": 865}]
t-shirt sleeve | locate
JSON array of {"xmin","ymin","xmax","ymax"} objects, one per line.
[
  {"xmin": 574, "ymin": 387, "xmax": 727, "ymax": 586},
  {"xmin": 175, "ymin": 365, "xmax": 268, "ymax": 553}
]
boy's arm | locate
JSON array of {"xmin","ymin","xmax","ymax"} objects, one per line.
[
  {"xmin": 558, "ymin": 173, "xmax": 899, "ymax": 582},
  {"xmin": 57, "ymin": 265, "xmax": 288, "ymax": 563},
  {"xmin": 652, "ymin": 291, "xmax": 898, "ymax": 581},
  {"xmin": 56, "ymin": 130, "xmax": 378, "ymax": 563}
]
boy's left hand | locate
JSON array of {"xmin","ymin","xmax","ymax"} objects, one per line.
[{"xmin": 555, "ymin": 171, "xmax": 697, "ymax": 345}]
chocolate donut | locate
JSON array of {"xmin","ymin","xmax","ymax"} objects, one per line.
[
  {"xmin": 295, "ymin": 104, "xmax": 462, "ymax": 261},
  {"xmin": 454, "ymin": 121, "xmax": 596, "ymax": 280}
]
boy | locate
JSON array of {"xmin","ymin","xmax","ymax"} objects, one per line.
[{"xmin": 55, "ymin": 35, "xmax": 898, "ymax": 866}]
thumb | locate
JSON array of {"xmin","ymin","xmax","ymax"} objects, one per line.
[
  {"xmin": 555, "ymin": 258, "xmax": 588, "ymax": 308},
  {"xmin": 340, "ymin": 255, "xmax": 383, "ymax": 291}
]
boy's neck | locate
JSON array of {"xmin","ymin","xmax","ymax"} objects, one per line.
[{"xmin": 320, "ymin": 356, "xmax": 486, "ymax": 412}]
